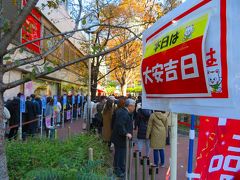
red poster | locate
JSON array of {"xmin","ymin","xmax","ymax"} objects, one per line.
[
  {"xmin": 21, "ymin": 0, "xmax": 41, "ymax": 54},
  {"xmin": 142, "ymin": 37, "xmax": 209, "ymax": 97},
  {"xmin": 195, "ymin": 117, "xmax": 240, "ymax": 179},
  {"xmin": 141, "ymin": 14, "xmax": 210, "ymax": 98}
]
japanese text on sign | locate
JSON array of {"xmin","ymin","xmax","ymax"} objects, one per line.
[
  {"xmin": 141, "ymin": 13, "xmax": 210, "ymax": 97},
  {"xmin": 143, "ymin": 53, "xmax": 199, "ymax": 84},
  {"xmin": 154, "ymin": 31, "xmax": 179, "ymax": 52}
]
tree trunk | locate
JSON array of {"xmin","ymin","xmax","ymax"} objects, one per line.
[
  {"xmin": 91, "ymin": 63, "xmax": 100, "ymax": 100},
  {"xmin": 120, "ymin": 83, "xmax": 127, "ymax": 96},
  {"xmin": 0, "ymin": 90, "xmax": 8, "ymax": 180},
  {"xmin": 91, "ymin": 82, "xmax": 97, "ymax": 100}
]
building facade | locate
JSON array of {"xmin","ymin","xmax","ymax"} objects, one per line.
[{"xmin": 2, "ymin": 0, "xmax": 88, "ymax": 101}]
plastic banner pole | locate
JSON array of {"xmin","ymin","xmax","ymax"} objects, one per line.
[
  {"xmin": 53, "ymin": 95, "xmax": 58, "ymax": 128},
  {"xmin": 77, "ymin": 102, "xmax": 79, "ymax": 120},
  {"xmin": 71, "ymin": 95, "xmax": 75, "ymax": 123},
  {"xmin": 40, "ymin": 108, "xmax": 43, "ymax": 138},
  {"xmin": 187, "ymin": 115, "xmax": 195, "ymax": 180},
  {"xmin": 19, "ymin": 95, "xmax": 25, "ymax": 140},
  {"xmin": 62, "ymin": 95, "xmax": 67, "ymax": 128},
  {"xmin": 170, "ymin": 113, "xmax": 178, "ymax": 180},
  {"xmin": 62, "ymin": 108, "xmax": 65, "ymax": 128},
  {"xmin": 19, "ymin": 110, "xmax": 22, "ymax": 140},
  {"xmin": 71, "ymin": 103, "xmax": 73, "ymax": 123},
  {"xmin": 41, "ymin": 96, "xmax": 46, "ymax": 138},
  {"xmin": 81, "ymin": 96, "xmax": 84, "ymax": 118},
  {"xmin": 77, "ymin": 95, "xmax": 80, "ymax": 120}
]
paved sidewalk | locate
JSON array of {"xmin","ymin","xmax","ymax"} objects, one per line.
[
  {"xmin": 56, "ymin": 118, "xmax": 86, "ymax": 140},
  {"xmin": 130, "ymin": 134, "xmax": 198, "ymax": 180}
]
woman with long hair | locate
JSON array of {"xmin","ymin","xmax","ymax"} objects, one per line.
[{"xmin": 102, "ymin": 98, "xmax": 114, "ymax": 149}]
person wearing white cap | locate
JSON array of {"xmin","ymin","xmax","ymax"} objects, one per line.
[{"xmin": 111, "ymin": 98, "xmax": 135, "ymax": 178}]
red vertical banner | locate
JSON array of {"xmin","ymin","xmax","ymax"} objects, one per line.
[
  {"xmin": 195, "ymin": 117, "xmax": 240, "ymax": 179},
  {"xmin": 21, "ymin": 0, "xmax": 41, "ymax": 54}
]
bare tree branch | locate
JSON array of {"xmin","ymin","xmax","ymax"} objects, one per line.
[
  {"xmin": 3, "ymin": 33, "xmax": 140, "ymax": 90},
  {"xmin": 4, "ymin": 23, "xmax": 146, "ymax": 56},
  {"xmin": 97, "ymin": 66, "xmax": 118, "ymax": 82},
  {"xmin": 4, "ymin": 0, "xmax": 86, "ymax": 72},
  {"xmin": 4, "ymin": 35, "xmax": 68, "ymax": 72}
]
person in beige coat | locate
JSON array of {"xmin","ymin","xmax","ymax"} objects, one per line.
[
  {"xmin": 102, "ymin": 99, "xmax": 114, "ymax": 147},
  {"xmin": 146, "ymin": 111, "xmax": 168, "ymax": 167}
]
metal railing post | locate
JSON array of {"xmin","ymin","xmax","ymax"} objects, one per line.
[
  {"xmin": 128, "ymin": 139, "xmax": 134, "ymax": 180},
  {"xmin": 125, "ymin": 136, "xmax": 130, "ymax": 180},
  {"xmin": 134, "ymin": 150, "xmax": 141, "ymax": 180},
  {"xmin": 149, "ymin": 164, "xmax": 158, "ymax": 180},
  {"xmin": 141, "ymin": 156, "xmax": 150, "ymax": 180}
]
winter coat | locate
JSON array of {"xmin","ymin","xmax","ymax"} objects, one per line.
[
  {"xmin": 146, "ymin": 112, "xmax": 168, "ymax": 149},
  {"xmin": 102, "ymin": 107, "xmax": 113, "ymax": 142},
  {"xmin": 111, "ymin": 107, "xmax": 133, "ymax": 148},
  {"xmin": 3, "ymin": 107, "xmax": 11, "ymax": 123},
  {"xmin": 3, "ymin": 107, "xmax": 11, "ymax": 129},
  {"xmin": 6, "ymin": 98, "xmax": 20, "ymax": 126},
  {"xmin": 25, "ymin": 100, "xmax": 37, "ymax": 121},
  {"xmin": 136, "ymin": 108, "xmax": 152, "ymax": 139},
  {"xmin": 45, "ymin": 103, "xmax": 54, "ymax": 118},
  {"xmin": 83, "ymin": 101, "xmax": 96, "ymax": 123},
  {"xmin": 32, "ymin": 99, "xmax": 40, "ymax": 116}
]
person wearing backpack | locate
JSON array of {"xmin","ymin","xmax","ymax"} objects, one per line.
[{"xmin": 135, "ymin": 105, "xmax": 152, "ymax": 157}]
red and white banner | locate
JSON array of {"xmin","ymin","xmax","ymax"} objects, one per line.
[
  {"xmin": 142, "ymin": 14, "xmax": 210, "ymax": 97},
  {"xmin": 194, "ymin": 117, "xmax": 240, "ymax": 179},
  {"xmin": 141, "ymin": 0, "xmax": 240, "ymax": 119},
  {"xmin": 22, "ymin": 0, "xmax": 41, "ymax": 54}
]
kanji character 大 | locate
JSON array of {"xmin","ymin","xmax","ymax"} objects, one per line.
[{"xmin": 143, "ymin": 66, "xmax": 153, "ymax": 84}]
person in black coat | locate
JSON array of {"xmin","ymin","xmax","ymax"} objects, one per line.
[
  {"xmin": 135, "ymin": 107, "xmax": 152, "ymax": 157},
  {"xmin": 111, "ymin": 98, "xmax": 135, "ymax": 178},
  {"xmin": 25, "ymin": 96, "xmax": 37, "ymax": 136},
  {"xmin": 6, "ymin": 97, "xmax": 20, "ymax": 139}
]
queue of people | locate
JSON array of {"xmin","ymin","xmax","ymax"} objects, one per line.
[
  {"xmin": 84, "ymin": 95, "xmax": 170, "ymax": 178},
  {"xmin": 3, "ymin": 93, "xmax": 85, "ymax": 140},
  {"xmin": 2, "ymin": 92, "xmax": 170, "ymax": 178}
]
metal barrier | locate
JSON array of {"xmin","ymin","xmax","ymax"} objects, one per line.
[
  {"xmin": 149, "ymin": 164, "xmax": 159, "ymax": 180},
  {"xmin": 133, "ymin": 150, "xmax": 141, "ymax": 180},
  {"xmin": 6, "ymin": 118, "xmax": 39, "ymax": 131},
  {"xmin": 141, "ymin": 156, "xmax": 150, "ymax": 180},
  {"xmin": 126, "ymin": 137, "xmax": 136, "ymax": 180},
  {"xmin": 5, "ymin": 116, "xmax": 58, "ymax": 140}
]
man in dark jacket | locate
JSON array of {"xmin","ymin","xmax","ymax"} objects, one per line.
[
  {"xmin": 26, "ymin": 96, "xmax": 37, "ymax": 136},
  {"xmin": 111, "ymin": 98, "xmax": 135, "ymax": 178},
  {"xmin": 6, "ymin": 97, "xmax": 20, "ymax": 139}
]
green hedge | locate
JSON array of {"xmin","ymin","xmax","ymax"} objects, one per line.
[{"xmin": 6, "ymin": 134, "xmax": 112, "ymax": 179}]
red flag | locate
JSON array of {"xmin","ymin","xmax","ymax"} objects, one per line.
[{"xmin": 195, "ymin": 117, "xmax": 240, "ymax": 179}]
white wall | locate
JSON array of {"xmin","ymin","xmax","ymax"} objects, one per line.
[
  {"xmin": 3, "ymin": 70, "xmax": 22, "ymax": 101},
  {"xmin": 37, "ymin": 0, "xmax": 86, "ymax": 50}
]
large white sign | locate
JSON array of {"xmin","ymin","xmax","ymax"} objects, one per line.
[{"xmin": 141, "ymin": 0, "xmax": 240, "ymax": 119}]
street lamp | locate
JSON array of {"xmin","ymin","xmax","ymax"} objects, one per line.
[{"xmin": 82, "ymin": 14, "xmax": 99, "ymax": 131}]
